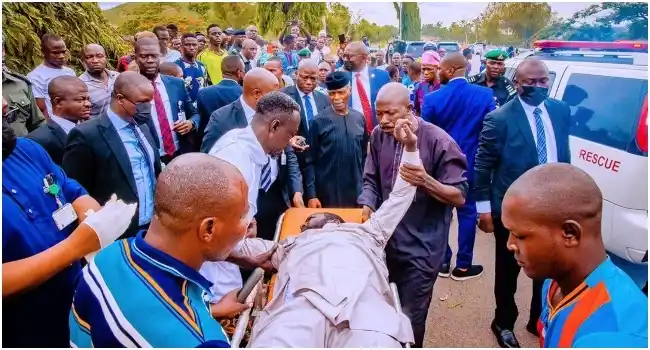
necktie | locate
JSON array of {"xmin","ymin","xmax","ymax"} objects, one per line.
[
  {"xmin": 126, "ymin": 123, "xmax": 155, "ymax": 183},
  {"xmin": 355, "ymin": 73, "xmax": 373, "ymax": 134},
  {"xmin": 244, "ymin": 60, "xmax": 251, "ymax": 72},
  {"xmin": 533, "ymin": 107, "xmax": 547, "ymax": 164},
  {"xmin": 151, "ymin": 81, "xmax": 176, "ymax": 156},
  {"xmin": 259, "ymin": 157, "xmax": 272, "ymax": 192},
  {"xmin": 303, "ymin": 94, "xmax": 314, "ymax": 126}
]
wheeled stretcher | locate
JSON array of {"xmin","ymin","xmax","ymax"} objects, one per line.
[{"xmin": 230, "ymin": 208, "xmax": 410, "ymax": 348}]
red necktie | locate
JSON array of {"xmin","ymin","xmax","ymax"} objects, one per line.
[
  {"xmin": 355, "ymin": 73, "xmax": 373, "ymax": 133},
  {"xmin": 151, "ymin": 81, "xmax": 176, "ymax": 155}
]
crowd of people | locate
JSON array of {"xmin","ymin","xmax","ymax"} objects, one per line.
[{"xmin": 2, "ymin": 18, "xmax": 648, "ymax": 349}]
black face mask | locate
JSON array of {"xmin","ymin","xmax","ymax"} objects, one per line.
[
  {"xmin": 131, "ymin": 101, "xmax": 152, "ymax": 125},
  {"xmin": 519, "ymin": 86, "xmax": 548, "ymax": 106},
  {"xmin": 343, "ymin": 60, "xmax": 357, "ymax": 72},
  {"xmin": 2, "ymin": 117, "xmax": 17, "ymax": 161}
]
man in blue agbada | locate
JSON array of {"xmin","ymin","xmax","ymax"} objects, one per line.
[
  {"xmin": 70, "ymin": 153, "xmax": 259, "ymax": 348},
  {"xmin": 421, "ymin": 52, "xmax": 496, "ymax": 281}
]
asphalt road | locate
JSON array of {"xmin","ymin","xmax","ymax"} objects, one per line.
[{"xmin": 423, "ymin": 215, "xmax": 540, "ymax": 348}]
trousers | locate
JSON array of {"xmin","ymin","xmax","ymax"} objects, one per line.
[
  {"xmin": 493, "ymin": 216, "xmax": 543, "ymax": 329},
  {"xmin": 444, "ymin": 182, "xmax": 477, "ymax": 268}
]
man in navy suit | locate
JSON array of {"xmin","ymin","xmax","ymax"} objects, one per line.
[
  {"xmin": 421, "ymin": 52, "xmax": 496, "ymax": 282},
  {"xmin": 134, "ymin": 37, "xmax": 200, "ymax": 162},
  {"xmin": 342, "ymin": 42, "xmax": 391, "ymax": 134},
  {"xmin": 474, "ymin": 57, "xmax": 571, "ymax": 348},
  {"xmin": 196, "ymin": 55, "xmax": 245, "ymax": 140}
]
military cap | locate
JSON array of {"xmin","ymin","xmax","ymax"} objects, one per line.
[
  {"xmin": 225, "ymin": 28, "xmax": 234, "ymax": 35},
  {"xmin": 233, "ymin": 29, "xmax": 246, "ymax": 36},
  {"xmin": 325, "ymin": 71, "xmax": 350, "ymax": 90},
  {"xmin": 484, "ymin": 49, "xmax": 508, "ymax": 61},
  {"xmin": 297, "ymin": 48, "xmax": 311, "ymax": 57}
]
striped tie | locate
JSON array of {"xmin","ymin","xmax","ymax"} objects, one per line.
[
  {"xmin": 534, "ymin": 107, "xmax": 547, "ymax": 164},
  {"xmin": 259, "ymin": 157, "xmax": 272, "ymax": 192}
]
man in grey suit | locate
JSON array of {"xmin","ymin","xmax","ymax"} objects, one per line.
[
  {"xmin": 474, "ymin": 57, "xmax": 571, "ymax": 348},
  {"xmin": 201, "ymin": 68, "xmax": 279, "ymax": 153}
]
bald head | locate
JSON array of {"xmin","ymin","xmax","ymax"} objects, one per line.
[
  {"xmin": 346, "ymin": 41, "xmax": 369, "ymax": 55},
  {"xmin": 298, "ymin": 59, "xmax": 318, "ymax": 72},
  {"xmin": 113, "ymin": 71, "xmax": 152, "ymax": 98},
  {"xmin": 375, "ymin": 83, "xmax": 413, "ymax": 134},
  {"xmin": 154, "ymin": 153, "xmax": 248, "ymax": 234},
  {"xmin": 505, "ymin": 163, "xmax": 602, "ymax": 227},
  {"xmin": 221, "ymin": 55, "xmax": 245, "ymax": 78},
  {"xmin": 135, "ymin": 36, "xmax": 160, "ymax": 53},
  {"xmin": 83, "ymin": 43, "xmax": 105, "ymax": 56},
  {"xmin": 515, "ymin": 57, "xmax": 549, "ymax": 79},
  {"xmin": 48, "ymin": 76, "xmax": 86, "ymax": 101},
  {"xmin": 241, "ymin": 38, "xmax": 259, "ymax": 60},
  {"xmin": 242, "ymin": 38, "xmax": 257, "ymax": 49},
  {"xmin": 48, "ymin": 76, "xmax": 91, "ymax": 121},
  {"xmin": 438, "ymin": 52, "xmax": 468, "ymax": 83},
  {"xmin": 242, "ymin": 67, "xmax": 280, "ymax": 107},
  {"xmin": 111, "ymin": 71, "xmax": 154, "ymax": 119},
  {"xmin": 514, "ymin": 57, "xmax": 551, "ymax": 98},
  {"xmin": 376, "ymin": 82, "xmax": 410, "ymax": 106}
]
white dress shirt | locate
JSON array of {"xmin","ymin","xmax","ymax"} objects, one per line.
[
  {"xmin": 350, "ymin": 66, "xmax": 371, "ymax": 116},
  {"xmin": 476, "ymin": 97, "xmax": 559, "ymax": 214},
  {"xmin": 298, "ymin": 89, "xmax": 318, "ymax": 130},
  {"xmin": 49, "ymin": 115, "xmax": 76, "ymax": 134},
  {"xmin": 202, "ymin": 125, "xmax": 278, "ymax": 301},
  {"xmin": 150, "ymin": 75, "xmax": 179, "ymax": 156},
  {"xmin": 239, "ymin": 96, "xmax": 279, "ymax": 179}
]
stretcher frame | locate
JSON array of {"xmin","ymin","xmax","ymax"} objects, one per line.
[{"xmin": 231, "ymin": 209, "xmax": 410, "ymax": 348}]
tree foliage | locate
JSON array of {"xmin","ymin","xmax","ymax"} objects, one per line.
[
  {"xmin": 394, "ymin": 2, "xmax": 421, "ymax": 41},
  {"xmin": 256, "ymin": 2, "xmax": 327, "ymax": 40},
  {"xmin": 2, "ymin": 2, "xmax": 129, "ymax": 75}
]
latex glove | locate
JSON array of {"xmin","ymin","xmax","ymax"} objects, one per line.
[{"xmin": 83, "ymin": 194, "xmax": 137, "ymax": 260}]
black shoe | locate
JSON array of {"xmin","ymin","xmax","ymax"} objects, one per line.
[
  {"xmin": 491, "ymin": 321, "xmax": 521, "ymax": 348},
  {"xmin": 526, "ymin": 321, "xmax": 540, "ymax": 337},
  {"xmin": 438, "ymin": 263, "xmax": 451, "ymax": 278},
  {"xmin": 451, "ymin": 265, "xmax": 484, "ymax": 281}
]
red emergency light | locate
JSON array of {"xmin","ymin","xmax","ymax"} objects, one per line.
[
  {"xmin": 534, "ymin": 40, "xmax": 648, "ymax": 53},
  {"xmin": 637, "ymin": 95, "xmax": 648, "ymax": 153}
]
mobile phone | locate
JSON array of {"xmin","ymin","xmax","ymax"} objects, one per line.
[
  {"xmin": 338, "ymin": 34, "xmax": 346, "ymax": 44},
  {"xmin": 291, "ymin": 20, "xmax": 299, "ymax": 26}
]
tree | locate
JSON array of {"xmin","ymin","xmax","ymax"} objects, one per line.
[
  {"xmin": 2, "ymin": 2, "xmax": 129, "ymax": 74},
  {"xmin": 256, "ymin": 2, "xmax": 327, "ymax": 40},
  {"xmin": 325, "ymin": 3, "xmax": 352, "ymax": 38},
  {"xmin": 393, "ymin": 2, "xmax": 420, "ymax": 40},
  {"xmin": 575, "ymin": 3, "xmax": 647, "ymax": 40}
]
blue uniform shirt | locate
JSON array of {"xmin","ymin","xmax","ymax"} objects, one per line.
[
  {"xmin": 175, "ymin": 58, "xmax": 207, "ymax": 106},
  {"xmin": 3, "ymin": 138, "xmax": 87, "ymax": 347},
  {"xmin": 539, "ymin": 256, "xmax": 648, "ymax": 348},
  {"xmin": 70, "ymin": 231, "xmax": 230, "ymax": 348}
]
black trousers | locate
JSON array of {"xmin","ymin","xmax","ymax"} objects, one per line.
[
  {"xmin": 493, "ymin": 216, "xmax": 543, "ymax": 330},
  {"xmin": 387, "ymin": 255, "xmax": 440, "ymax": 348}
]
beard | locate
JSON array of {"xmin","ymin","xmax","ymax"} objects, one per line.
[{"xmin": 2, "ymin": 118, "xmax": 17, "ymax": 161}]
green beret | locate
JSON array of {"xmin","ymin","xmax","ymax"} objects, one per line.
[
  {"xmin": 484, "ymin": 49, "xmax": 508, "ymax": 61},
  {"xmin": 297, "ymin": 48, "xmax": 311, "ymax": 57}
]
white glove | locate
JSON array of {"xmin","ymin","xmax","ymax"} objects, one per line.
[{"xmin": 83, "ymin": 194, "xmax": 137, "ymax": 260}]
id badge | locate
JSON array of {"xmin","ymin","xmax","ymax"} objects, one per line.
[
  {"xmin": 52, "ymin": 203, "xmax": 78, "ymax": 230},
  {"xmin": 280, "ymin": 151, "xmax": 287, "ymax": 165},
  {"xmin": 177, "ymin": 101, "xmax": 186, "ymax": 121}
]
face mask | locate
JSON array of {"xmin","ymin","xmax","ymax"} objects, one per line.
[
  {"xmin": 343, "ymin": 60, "xmax": 356, "ymax": 72},
  {"xmin": 2, "ymin": 117, "xmax": 17, "ymax": 161},
  {"xmin": 131, "ymin": 102, "xmax": 152, "ymax": 125},
  {"xmin": 519, "ymin": 86, "xmax": 548, "ymax": 106}
]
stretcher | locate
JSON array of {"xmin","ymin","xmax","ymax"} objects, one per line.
[{"xmin": 230, "ymin": 208, "xmax": 409, "ymax": 348}]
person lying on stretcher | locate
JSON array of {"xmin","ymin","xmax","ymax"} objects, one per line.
[{"xmin": 236, "ymin": 119, "xmax": 420, "ymax": 347}]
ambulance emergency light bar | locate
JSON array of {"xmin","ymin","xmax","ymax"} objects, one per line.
[{"xmin": 534, "ymin": 40, "xmax": 648, "ymax": 53}]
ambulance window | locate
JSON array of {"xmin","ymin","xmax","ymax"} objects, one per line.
[
  {"xmin": 547, "ymin": 72, "xmax": 556, "ymax": 89},
  {"xmin": 561, "ymin": 73, "xmax": 646, "ymax": 152}
]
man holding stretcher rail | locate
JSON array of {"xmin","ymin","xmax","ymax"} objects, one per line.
[{"xmin": 235, "ymin": 118, "xmax": 426, "ymax": 347}]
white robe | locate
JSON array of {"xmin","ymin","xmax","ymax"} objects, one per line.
[{"xmin": 239, "ymin": 149, "xmax": 422, "ymax": 347}]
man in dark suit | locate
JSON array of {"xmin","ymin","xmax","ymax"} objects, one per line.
[
  {"xmin": 134, "ymin": 37, "xmax": 200, "ymax": 162},
  {"xmin": 421, "ymin": 52, "xmax": 496, "ymax": 281},
  {"xmin": 63, "ymin": 72, "xmax": 162, "ymax": 239},
  {"xmin": 474, "ymin": 58, "xmax": 571, "ymax": 348},
  {"xmin": 28, "ymin": 76, "xmax": 91, "ymax": 165},
  {"xmin": 201, "ymin": 68, "xmax": 279, "ymax": 153},
  {"xmin": 342, "ymin": 41, "xmax": 391, "ymax": 134}
]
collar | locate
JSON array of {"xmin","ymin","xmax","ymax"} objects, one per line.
[
  {"xmin": 241, "ymin": 125, "xmax": 268, "ymax": 165},
  {"xmin": 221, "ymin": 78, "xmax": 240, "ymax": 85},
  {"xmin": 448, "ymin": 76, "xmax": 467, "ymax": 84},
  {"xmin": 518, "ymin": 96, "xmax": 546, "ymax": 111},
  {"xmin": 584, "ymin": 255, "xmax": 617, "ymax": 287},
  {"xmin": 298, "ymin": 88, "xmax": 313, "ymax": 99},
  {"xmin": 180, "ymin": 58, "xmax": 198, "ymax": 68},
  {"xmin": 106, "ymin": 107, "xmax": 131, "ymax": 130},
  {"xmin": 239, "ymin": 52, "xmax": 250, "ymax": 63},
  {"xmin": 352, "ymin": 66, "xmax": 369, "ymax": 79},
  {"xmin": 79, "ymin": 69, "xmax": 118, "ymax": 83},
  {"xmin": 132, "ymin": 231, "xmax": 213, "ymax": 292},
  {"xmin": 239, "ymin": 96, "xmax": 256, "ymax": 120},
  {"xmin": 153, "ymin": 74, "xmax": 163, "ymax": 85},
  {"xmin": 49, "ymin": 114, "xmax": 77, "ymax": 134}
]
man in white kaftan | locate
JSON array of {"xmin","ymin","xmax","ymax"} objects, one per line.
[{"xmin": 238, "ymin": 120, "xmax": 420, "ymax": 347}]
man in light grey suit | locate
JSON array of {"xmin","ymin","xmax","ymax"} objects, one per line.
[{"xmin": 236, "ymin": 119, "xmax": 420, "ymax": 347}]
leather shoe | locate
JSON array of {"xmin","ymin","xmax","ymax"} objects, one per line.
[
  {"xmin": 491, "ymin": 321, "xmax": 521, "ymax": 348},
  {"xmin": 526, "ymin": 321, "xmax": 540, "ymax": 337}
]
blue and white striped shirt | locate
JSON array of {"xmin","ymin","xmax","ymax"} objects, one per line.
[{"xmin": 69, "ymin": 232, "xmax": 230, "ymax": 348}]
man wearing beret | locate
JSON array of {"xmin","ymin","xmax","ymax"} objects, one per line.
[
  {"xmin": 468, "ymin": 49, "xmax": 517, "ymax": 107},
  {"xmin": 304, "ymin": 71, "xmax": 368, "ymax": 208},
  {"xmin": 228, "ymin": 29, "xmax": 247, "ymax": 55}
]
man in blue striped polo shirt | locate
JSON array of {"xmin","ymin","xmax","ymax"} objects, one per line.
[{"xmin": 70, "ymin": 153, "xmax": 254, "ymax": 347}]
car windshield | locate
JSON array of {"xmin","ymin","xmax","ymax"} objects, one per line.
[
  {"xmin": 438, "ymin": 43, "xmax": 460, "ymax": 52},
  {"xmin": 406, "ymin": 43, "xmax": 425, "ymax": 58}
]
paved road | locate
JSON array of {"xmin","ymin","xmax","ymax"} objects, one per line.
[{"xmin": 423, "ymin": 216, "xmax": 540, "ymax": 348}]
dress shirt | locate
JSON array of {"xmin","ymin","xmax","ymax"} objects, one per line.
[
  {"xmin": 239, "ymin": 96, "xmax": 279, "ymax": 179},
  {"xmin": 150, "ymin": 75, "xmax": 179, "ymax": 156},
  {"xmin": 49, "ymin": 114, "xmax": 76, "ymax": 134},
  {"xmin": 350, "ymin": 66, "xmax": 371, "ymax": 116},
  {"xmin": 204, "ymin": 125, "xmax": 278, "ymax": 301},
  {"xmin": 107, "ymin": 108, "xmax": 155, "ymax": 225},
  {"xmin": 298, "ymin": 88, "xmax": 318, "ymax": 129},
  {"xmin": 78, "ymin": 70, "xmax": 119, "ymax": 118},
  {"xmin": 162, "ymin": 49, "xmax": 182, "ymax": 63},
  {"xmin": 476, "ymin": 97, "xmax": 558, "ymax": 214}
]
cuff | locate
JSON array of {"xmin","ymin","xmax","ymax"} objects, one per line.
[
  {"xmin": 401, "ymin": 149, "xmax": 421, "ymax": 165},
  {"xmin": 476, "ymin": 201, "xmax": 491, "ymax": 214}
]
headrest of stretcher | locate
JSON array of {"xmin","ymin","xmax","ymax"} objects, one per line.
[
  {"xmin": 277, "ymin": 208, "xmax": 364, "ymax": 241},
  {"xmin": 267, "ymin": 208, "xmax": 363, "ymax": 301}
]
